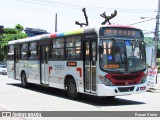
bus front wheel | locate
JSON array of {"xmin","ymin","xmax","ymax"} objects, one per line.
[
  {"xmin": 67, "ymin": 78, "xmax": 79, "ymax": 99},
  {"xmin": 21, "ymin": 72, "xmax": 28, "ymax": 88}
]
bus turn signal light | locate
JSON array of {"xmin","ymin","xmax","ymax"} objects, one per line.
[{"xmin": 140, "ymin": 86, "xmax": 146, "ymax": 90}]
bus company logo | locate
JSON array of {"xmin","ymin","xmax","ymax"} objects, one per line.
[
  {"xmin": 2, "ymin": 112, "xmax": 11, "ymax": 117},
  {"xmin": 125, "ymin": 81, "xmax": 129, "ymax": 85}
]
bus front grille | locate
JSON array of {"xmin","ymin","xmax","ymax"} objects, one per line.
[
  {"xmin": 118, "ymin": 87, "xmax": 134, "ymax": 92},
  {"xmin": 106, "ymin": 72, "xmax": 145, "ymax": 86}
]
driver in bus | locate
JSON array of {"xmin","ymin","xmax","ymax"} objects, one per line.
[{"xmin": 115, "ymin": 49, "xmax": 125, "ymax": 63}]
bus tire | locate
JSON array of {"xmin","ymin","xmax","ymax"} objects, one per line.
[
  {"xmin": 21, "ymin": 72, "xmax": 28, "ymax": 88},
  {"xmin": 67, "ymin": 78, "xmax": 79, "ymax": 99}
]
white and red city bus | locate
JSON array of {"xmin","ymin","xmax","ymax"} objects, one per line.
[{"xmin": 7, "ymin": 25, "xmax": 147, "ymax": 99}]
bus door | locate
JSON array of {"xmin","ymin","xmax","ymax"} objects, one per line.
[
  {"xmin": 40, "ymin": 44, "xmax": 49, "ymax": 85},
  {"xmin": 84, "ymin": 40, "xmax": 97, "ymax": 93},
  {"xmin": 14, "ymin": 45, "xmax": 20, "ymax": 80}
]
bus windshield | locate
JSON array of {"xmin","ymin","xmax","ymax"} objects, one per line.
[{"xmin": 100, "ymin": 38, "xmax": 146, "ymax": 73}]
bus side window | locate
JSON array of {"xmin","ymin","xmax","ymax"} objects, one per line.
[
  {"xmin": 20, "ymin": 43, "xmax": 28, "ymax": 60},
  {"xmin": 29, "ymin": 42, "xmax": 37, "ymax": 60},
  {"xmin": 66, "ymin": 35, "xmax": 81, "ymax": 60},
  {"xmin": 36, "ymin": 45, "xmax": 40, "ymax": 60},
  {"xmin": 49, "ymin": 41, "xmax": 53, "ymax": 59},
  {"xmin": 7, "ymin": 45, "xmax": 14, "ymax": 60},
  {"xmin": 51, "ymin": 38, "xmax": 64, "ymax": 60}
]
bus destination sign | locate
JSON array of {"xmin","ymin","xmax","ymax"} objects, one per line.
[{"xmin": 100, "ymin": 27, "xmax": 142, "ymax": 38}]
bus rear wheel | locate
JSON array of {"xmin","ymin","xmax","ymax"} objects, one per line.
[
  {"xmin": 21, "ymin": 72, "xmax": 28, "ymax": 88},
  {"xmin": 67, "ymin": 78, "xmax": 79, "ymax": 99}
]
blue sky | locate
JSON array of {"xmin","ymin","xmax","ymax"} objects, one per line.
[{"xmin": 0, "ymin": 0, "xmax": 159, "ymax": 37}]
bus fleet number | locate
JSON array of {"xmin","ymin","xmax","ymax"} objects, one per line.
[{"xmin": 55, "ymin": 65, "xmax": 64, "ymax": 71}]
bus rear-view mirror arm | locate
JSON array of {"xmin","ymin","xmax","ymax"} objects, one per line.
[{"xmin": 75, "ymin": 8, "xmax": 89, "ymax": 28}]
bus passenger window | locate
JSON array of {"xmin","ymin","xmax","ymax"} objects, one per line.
[
  {"xmin": 29, "ymin": 42, "xmax": 37, "ymax": 60},
  {"xmin": 20, "ymin": 43, "xmax": 28, "ymax": 59},
  {"xmin": 85, "ymin": 43, "xmax": 90, "ymax": 60},
  {"xmin": 51, "ymin": 38, "xmax": 64, "ymax": 59},
  {"xmin": 7, "ymin": 45, "xmax": 14, "ymax": 60},
  {"xmin": 66, "ymin": 36, "xmax": 81, "ymax": 59}
]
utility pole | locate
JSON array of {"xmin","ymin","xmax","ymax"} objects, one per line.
[
  {"xmin": 55, "ymin": 13, "xmax": 58, "ymax": 32},
  {"xmin": 152, "ymin": 0, "xmax": 160, "ymax": 67}
]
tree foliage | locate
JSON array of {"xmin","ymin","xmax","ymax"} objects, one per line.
[
  {"xmin": 144, "ymin": 37, "xmax": 160, "ymax": 48},
  {"xmin": 144, "ymin": 37, "xmax": 154, "ymax": 45},
  {"xmin": 0, "ymin": 24, "xmax": 27, "ymax": 61}
]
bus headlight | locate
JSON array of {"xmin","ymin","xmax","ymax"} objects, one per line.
[
  {"xmin": 99, "ymin": 75, "xmax": 113, "ymax": 86},
  {"xmin": 139, "ymin": 76, "xmax": 146, "ymax": 84}
]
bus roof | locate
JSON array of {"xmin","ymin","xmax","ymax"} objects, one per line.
[
  {"xmin": 104, "ymin": 24, "xmax": 136, "ymax": 29},
  {"xmin": 8, "ymin": 34, "xmax": 50, "ymax": 45},
  {"xmin": 8, "ymin": 27, "xmax": 96, "ymax": 45},
  {"xmin": 8, "ymin": 25, "xmax": 140, "ymax": 45}
]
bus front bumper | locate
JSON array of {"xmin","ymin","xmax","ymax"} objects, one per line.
[{"xmin": 97, "ymin": 83, "xmax": 147, "ymax": 96}]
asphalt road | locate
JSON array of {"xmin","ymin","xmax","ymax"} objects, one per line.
[{"xmin": 0, "ymin": 75, "xmax": 160, "ymax": 120}]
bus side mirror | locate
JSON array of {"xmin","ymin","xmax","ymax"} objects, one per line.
[{"xmin": 99, "ymin": 44, "xmax": 103, "ymax": 53}]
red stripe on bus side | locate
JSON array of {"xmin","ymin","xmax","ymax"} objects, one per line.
[
  {"xmin": 50, "ymin": 34, "xmax": 57, "ymax": 38},
  {"xmin": 76, "ymin": 67, "xmax": 82, "ymax": 78},
  {"xmin": 49, "ymin": 66, "xmax": 53, "ymax": 75}
]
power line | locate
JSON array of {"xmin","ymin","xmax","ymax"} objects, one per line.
[
  {"xmin": 16, "ymin": 0, "xmax": 157, "ymax": 13},
  {"xmin": 16, "ymin": 0, "xmax": 79, "ymax": 10},
  {"xmin": 128, "ymin": 18, "xmax": 156, "ymax": 25},
  {"xmin": 32, "ymin": 0, "xmax": 157, "ymax": 12},
  {"xmin": 144, "ymin": 32, "xmax": 155, "ymax": 34}
]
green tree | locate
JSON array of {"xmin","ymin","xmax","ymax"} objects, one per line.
[
  {"xmin": 144, "ymin": 37, "xmax": 154, "ymax": 45},
  {"xmin": 0, "ymin": 24, "xmax": 27, "ymax": 61},
  {"xmin": 144, "ymin": 37, "xmax": 160, "ymax": 49}
]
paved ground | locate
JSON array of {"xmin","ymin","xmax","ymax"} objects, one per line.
[{"xmin": 0, "ymin": 74, "xmax": 160, "ymax": 120}]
